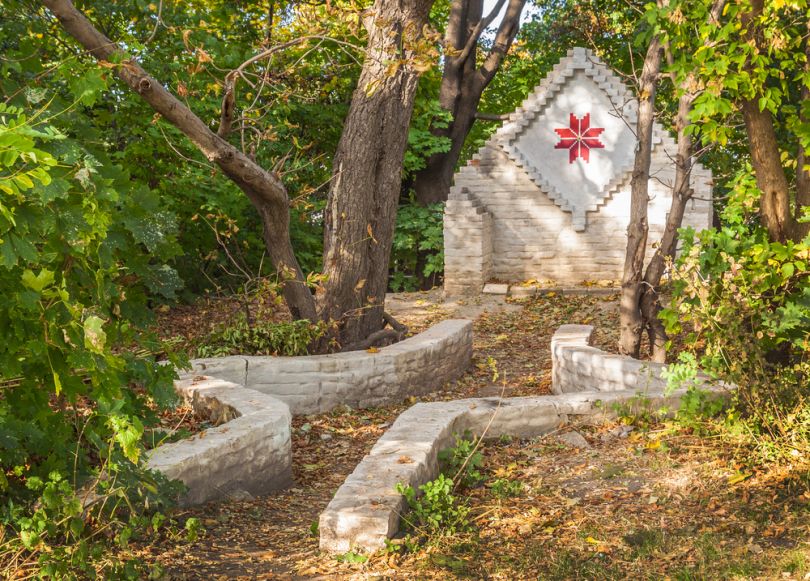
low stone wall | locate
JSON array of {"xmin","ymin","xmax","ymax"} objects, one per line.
[
  {"xmin": 147, "ymin": 376, "xmax": 292, "ymax": 506},
  {"xmin": 551, "ymin": 324, "xmax": 671, "ymax": 393},
  {"xmin": 321, "ymin": 323, "xmax": 730, "ymax": 553},
  {"xmin": 319, "ymin": 389, "xmax": 687, "ymax": 554},
  {"xmin": 185, "ymin": 320, "xmax": 473, "ymax": 415}
]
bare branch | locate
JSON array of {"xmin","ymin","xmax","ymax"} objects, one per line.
[{"xmin": 455, "ymin": 0, "xmax": 508, "ymax": 66}]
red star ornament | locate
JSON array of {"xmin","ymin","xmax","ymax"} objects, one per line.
[{"xmin": 554, "ymin": 113, "xmax": 605, "ymax": 163}]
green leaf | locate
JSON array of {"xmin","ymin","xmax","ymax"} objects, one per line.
[
  {"xmin": 83, "ymin": 315, "xmax": 107, "ymax": 354},
  {"xmin": 21, "ymin": 268, "xmax": 54, "ymax": 292}
]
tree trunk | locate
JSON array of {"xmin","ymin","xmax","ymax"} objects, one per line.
[
  {"xmin": 740, "ymin": 99, "xmax": 795, "ymax": 243},
  {"xmin": 40, "ymin": 0, "xmax": 319, "ymax": 323},
  {"xmin": 413, "ymin": 0, "xmax": 526, "ymax": 205},
  {"xmin": 639, "ymin": 88, "xmax": 695, "ymax": 362},
  {"xmin": 318, "ymin": 0, "xmax": 434, "ymax": 348},
  {"xmin": 619, "ymin": 35, "xmax": 663, "ymax": 358},
  {"xmin": 738, "ymin": 0, "xmax": 799, "ymax": 243}
]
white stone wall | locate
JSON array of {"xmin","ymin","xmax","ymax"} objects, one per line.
[
  {"xmin": 550, "ymin": 324, "xmax": 669, "ymax": 393},
  {"xmin": 184, "ymin": 320, "xmax": 473, "ymax": 415},
  {"xmin": 444, "ymin": 48, "xmax": 714, "ymax": 295},
  {"xmin": 319, "ymin": 389, "xmax": 691, "ymax": 554},
  {"xmin": 147, "ymin": 377, "xmax": 292, "ymax": 506}
]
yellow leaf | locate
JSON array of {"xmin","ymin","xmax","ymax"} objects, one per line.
[
  {"xmin": 728, "ymin": 471, "xmax": 752, "ymax": 485},
  {"xmin": 585, "ymin": 536, "xmax": 601, "ymax": 545},
  {"xmin": 366, "ymin": 346, "xmax": 379, "ymax": 353}
]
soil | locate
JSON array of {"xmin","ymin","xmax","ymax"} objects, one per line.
[{"xmin": 134, "ymin": 291, "xmax": 809, "ymax": 579}]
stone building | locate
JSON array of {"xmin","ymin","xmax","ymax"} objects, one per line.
[{"xmin": 443, "ymin": 47, "xmax": 713, "ymax": 296}]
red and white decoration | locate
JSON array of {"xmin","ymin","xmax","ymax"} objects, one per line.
[{"xmin": 554, "ymin": 113, "xmax": 605, "ymax": 163}]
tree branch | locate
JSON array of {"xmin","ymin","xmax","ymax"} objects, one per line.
[
  {"xmin": 40, "ymin": 0, "xmax": 318, "ymax": 321},
  {"xmin": 475, "ymin": 0, "xmax": 526, "ymax": 89},
  {"xmin": 455, "ymin": 0, "xmax": 507, "ymax": 66}
]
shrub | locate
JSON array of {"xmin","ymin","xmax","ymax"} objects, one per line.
[
  {"xmin": 661, "ymin": 171, "xmax": 810, "ymax": 465},
  {"xmin": 389, "ymin": 199, "xmax": 444, "ymax": 292},
  {"xmin": 396, "ymin": 474, "xmax": 471, "ymax": 537},
  {"xmin": 0, "ymin": 103, "xmax": 184, "ymax": 576},
  {"xmin": 438, "ymin": 431, "xmax": 484, "ymax": 489},
  {"xmin": 194, "ymin": 317, "xmax": 329, "ymax": 357}
]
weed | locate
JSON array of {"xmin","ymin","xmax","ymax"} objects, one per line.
[
  {"xmin": 438, "ymin": 431, "xmax": 484, "ymax": 489},
  {"xmin": 396, "ymin": 474, "xmax": 470, "ymax": 538},
  {"xmin": 489, "ymin": 478, "xmax": 523, "ymax": 499}
]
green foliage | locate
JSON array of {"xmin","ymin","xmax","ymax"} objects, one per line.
[
  {"xmin": 389, "ymin": 199, "xmax": 444, "ymax": 292},
  {"xmin": 396, "ymin": 474, "xmax": 471, "ymax": 538},
  {"xmin": 195, "ymin": 317, "xmax": 328, "ymax": 357},
  {"xmin": 0, "ymin": 101, "xmax": 184, "ymax": 576},
  {"xmin": 489, "ymin": 478, "xmax": 523, "ymax": 499},
  {"xmin": 662, "ymin": 178, "xmax": 810, "ymax": 464},
  {"xmin": 403, "ymin": 100, "xmax": 452, "ymax": 177},
  {"xmin": 438, "ymin": 431, "xmax": 484, "ymax": 489},
  {"xmin": 335, "ymin": 550, "xmax": 368, "ymax": 564}
]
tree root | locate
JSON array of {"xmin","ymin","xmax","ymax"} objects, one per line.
[{"xmin": 342, "ymin": 312, "xmax": 409, "ymax": 352}]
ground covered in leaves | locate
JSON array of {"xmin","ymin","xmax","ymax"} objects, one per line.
[{"xmin": 136, "ymin": 292, "xmax": 809, "ymax": 579}]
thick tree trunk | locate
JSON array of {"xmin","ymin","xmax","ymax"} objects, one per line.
[
  {"xmin": 41, "ymin": 0, "xmax": 318, "ymax": 322},
  {"xmin": 619, "ymin": 35, "xmax": 663, "ymax": 358},
  {"xmin": 318, "ymin": 0, "xmax": 434, "ymax": 348},
  {"xmin": 739, "ymin": 0, "xmax": 800, "ymax": 243},
  {"xmin": 413, "ymin": 0, "xmax": 525, "ymax": 205}
]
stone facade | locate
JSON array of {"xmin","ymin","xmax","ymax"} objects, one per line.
[
  {"xmin": 184, "ymin": 320, "xmax": 473, "ymax": 415},
  {"xmin": 444, "ymin": 47, "xmax": 713, "ymax": 295}
]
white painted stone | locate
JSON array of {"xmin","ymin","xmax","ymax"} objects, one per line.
[
  {"xmin": 182, "ymin": 320, "xmax": 473, "ymax": 416},
  {"xmin": 482, "ymin": 283, "xmax": 509, "ymax": 295},
  {"xmin": 444, "ymin": 47, "xmax": 713, "ymax": 295},
  {"xmin": 318, "ymin": 388, "xmax": 705, "ymax": 554},
  {"xmin": 147, "ymin": 377, "xmax": 292, "ymax": 506},
  {"xmin": 319, "ymin": 324, "xmax": 731, "ymax": 554}
]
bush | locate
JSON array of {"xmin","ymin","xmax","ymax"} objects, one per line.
[
  {"xmin": 0, "ymin": 103, "xmax": 184, "ymax": 576},
  {"xmin": 389, "ymin": 199, "xmax": 444, "ymax": 292},
  {"xmin": 662, "ymin": 172, "xmax": 810, "ymax": 465},
  {"xmin": 438, "ymin": 431, "xmax": 484, "ymax": 489},
  {"xmin": 195, "ymin": 318, "xmax": 328, "ymax": 357},
  {"xmin": 396, "ymin": 474, "xmax": 471, "ymax": 538}
]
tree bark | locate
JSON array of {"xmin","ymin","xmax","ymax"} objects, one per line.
[
  {"xmin": 638, "ymin": 0, "xmax": 726, "ymax": 363},
  {"xmin": 619, "ymin": 35, "xmax": 663, "ymax": 358},
  {"xmin": 740, "ymin": 99, "xmax": 795, "ymax": 243},
  {"xmin": 739, "ymin": 0, "xmax": 799, "ymax": 243},
  {"xmin": 412, "ymin": 0, "xmax": 526, "ymax": 205},
  {"xmin": 640, "ymin": 88, "xmax": 695, "ymax": 362},
  {"xmin": 40, "ymin": 0, "xmax": 318, "ymax": 322},
  {"xmin": 318, "ymin": 0, "xmax": 434, "ymax": 348}
]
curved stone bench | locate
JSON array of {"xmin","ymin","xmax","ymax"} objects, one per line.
[
  {"xmin": 184, "ymin": 319, "xmax": 473, "ymax": 415},
  {"xmin": 147, "ymin": 376, "xmax": 292, "ymax": 506}
]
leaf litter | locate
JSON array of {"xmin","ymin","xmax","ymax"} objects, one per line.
[{"xmin": 134, "ymin": 292, "xmax": 809, "ymax": 579}]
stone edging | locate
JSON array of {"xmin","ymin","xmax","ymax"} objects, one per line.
[
  {"xmin": 183, "ymin": 320, "xmax": 473, "ymax": 415},
  {"xmin": 318, "ymin": 389, "xmax": 690, "ymax": 554},
  {"xmin": 147, "ymin": 376, "xmax": 292, "ymax": 506},
  {"xmin": 320, "ymin": 323, "xmax": 730, "ymax": 553},
  {"xmin": 550, "ymin": 324, "xmax": 710, "ymax": 394}
]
